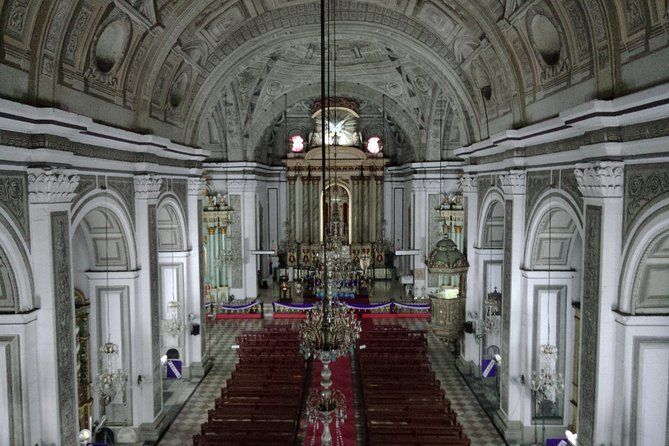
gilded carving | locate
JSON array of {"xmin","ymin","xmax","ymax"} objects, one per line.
[{"xmin": 578, "ymin": 205, "xmax": 602, "ymax": 446}]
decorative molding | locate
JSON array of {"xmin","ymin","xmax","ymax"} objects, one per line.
[
  {"xmin": 525, "ymin": 170, "xmax": 552, "ymax": 223},
  {"xmin": 134, "ymin": 175, "xmax": 163, "ymax": 200},
  {"xmin": 0, "ymin": 170, "xmax": 29, "ymax": 241},
  {"xmin": 624, "ymin": 163, "xmax": 669, "ymax": 235},
  {"xmin": 229, "ymin": 195, "xmax": 243, "ymax": 288},
  {"xmin": 578, "ymin": 205, "xmax": 602, "ymax": 446},
  {"xmin": 499, "ymin": 170, "xmax": 527, "ymax": 196},
  {"xmin": 0, "ymin": 131, "xmax": 201, "ymax": 169},
  {"xmin": 477, "ymin": 175, "xmax": 493, "ymax": 208},
  {"xmin": 500, "ymin": 199, "xmax": 513, "ymax": 414},
  {"xmin": 28, "ymin": 171, "xmax": 80, "ymax": 204},
  {"xmin": 0, "ymin": 335, "xmax": 23, "ymax": 444},
  {"xmin": 51, "ymin": 211, "xmax": 77, "ymax": 445},
  {"xmin": 574, "ymin": 161, "xmax": 624, "ymax": 198},
  {"xmin": 107, "ymin": 176, "xmax": 136, "ymax": 220},
  {"xmin": 187, "ymin": 178, "xmax": 207, "ymax": 196},
  {"xmin": 0, "ymin": 246, "xmax": 19, "ymax": 312},
  {"xmin": 459, "ymin": 174, "xmax": 477, "ymax": 194},
  {"xmin": 560, "ymin": 169, "xmax": 583, "ymax": 212}
]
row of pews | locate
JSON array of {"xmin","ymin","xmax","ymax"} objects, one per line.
[
  {"xmin": 358, "ymin": 325, "xmax": 471, "ymax": 446},
  {"xmin": 193, "ymin": 326, "xmax": 307, "ymax": 446}
]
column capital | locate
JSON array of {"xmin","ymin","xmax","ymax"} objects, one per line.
[
  {"xmin": 574, "ymin": 161, "xmax": 624, "ymax": 198},
  {"xmin": 134, "ymin": 175, "xmax": 163, "ymax": 200},
  {"xmin": 499, "ymin": 170, "xmax": 526, "ymax": 196},
  {"xmin": 28, "ymin": 169, "xmax": 79, "ymax": 204},
  {"xmin": 459, "ymin": 174, "xmax": 477, "ymax": 194},
  {"xmin": 187, "ymin": 177, "xmax": 207, "ymax": 197}
]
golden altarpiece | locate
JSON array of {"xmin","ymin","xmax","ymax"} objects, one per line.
[{"xmin": 281, "ymin": 99, "xmax": 390, "ymax": 290}]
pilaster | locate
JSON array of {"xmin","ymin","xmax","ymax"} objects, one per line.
[
  {"xmin": 460, "ymin": 174, "xmax": 480, "ymax": 366},
  {"xmin": 496, "ymin": 170, "xmax": 526, "ymax": 440},
  {"xmin": 574, "ymin": 161, "xmax": 624, "ymax": 446},
  {"xmin": 28, "ymin": 169, "xmax": 80, "ymax": 445},
  {"xmin": 132, "ymin": 174, "xmax": 164, "ymax": 439},
  {"xmin": 185, "ymin": 178, "xmax": 210, "ymax": 377}
]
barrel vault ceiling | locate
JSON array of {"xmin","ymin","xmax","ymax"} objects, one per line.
[{"xmin": 1, "ymin": 0, "xmax": 668, "ymax": 162}]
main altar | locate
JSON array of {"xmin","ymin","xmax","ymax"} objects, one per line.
[{"xmin": 278, "ymin": 98, "xmax": 392, "ymax": 295}]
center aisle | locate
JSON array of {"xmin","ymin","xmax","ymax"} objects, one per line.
[{"xmin": 304, "ymin": 355, "xmax": 356, "ymax": 445}]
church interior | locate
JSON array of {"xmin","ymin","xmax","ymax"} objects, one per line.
[{"xmin": 0, "ymin": 0, "xmax": 669, "ymax": 445}]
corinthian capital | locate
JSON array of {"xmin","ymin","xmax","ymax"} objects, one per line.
[
  {"xmin": 499, "ymin": 170, "xmax": 526, "ymax": 196},
  {"xmin": 134, "ymin": 175, "xmax": 163, "ymax": 200},
  {"xmin": 187, "ymin": 177, "xmax": 207, "ymax": 196},
  {"xmin": 574, "ymin": 161, "xmax": 624, "ymax": 198},
  {"xmin": 28, "ymin": 170, "xmax": 80, "ymax": 204},
  {"xmin": 459, "ymin": 174, "xmax": 477, "ymax": 194}
]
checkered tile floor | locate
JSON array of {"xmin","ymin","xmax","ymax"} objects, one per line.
[{"xmin": 158, "ymin": 308, "xmax": 505, "ymax": 446}]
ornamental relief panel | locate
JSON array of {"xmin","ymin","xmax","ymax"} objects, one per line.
[
  {"xmin": 525, "ymin": 170, "xmax": 552, "ymax": 225},
  {"xmin": 0, "ymin": 170, "xmax": 29, "ymax": 241},
  {"xmin": 578, "ymin": 205, "xmax": 602, "ymax": 446},
  {"xmin": 500, "ymin": 199, "xmax": 513, "ymax": 414},
  {"xmin": 148, "ymin": 204, "xmax": 163, "ymax": 416},
  {"xmin": 477, "ymin": 175, "xmax": 494, "ymax": 208},
  {"xmin": 0, "ymin": 246, "xmax": 19, "ymax": 312},
  {"xmin": 624, "ymin": 163, "xmax": 669, "ymax": 236},
  {"xmin": 107, "ymin": 176, "xmax": 136, "ymax": 222},
  {"xmin": 51, "ymin": 211, "xmax": 78, "ymax": 446}
]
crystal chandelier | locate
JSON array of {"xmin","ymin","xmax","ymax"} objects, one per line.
[
  {"xmin": 96, "ymin": 341, "xmax": 128, "ymax": 413},
  {"xmin": 162, "ymin": 300, "xmax": 185, "ymax": 338},
  {"xmin": 530, "ymin": 343, "xmax": 564, "ymax": 402},
  {"xmin": 480, "ymin": 288, "xmax": 501, "ymax": 334},
  {"xmin": 530, "ymin": 187, "xmax": 563, "ymax": 404},
  {"xmin": 95, "ymin": 189, "xmax": 128, "ymax": 415},
  {"xmin": 300, "ymin": 1, "xmax": 361, "ymax": 443}
]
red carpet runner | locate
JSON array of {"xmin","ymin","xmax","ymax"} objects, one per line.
[{"xmin": 304, "ymin": 355, "xmax": 356, "ymax": 445}]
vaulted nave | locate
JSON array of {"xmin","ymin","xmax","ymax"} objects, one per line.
[{"xmin": 1, "ymin": 0, "xmax": 669, "ymax": 445}]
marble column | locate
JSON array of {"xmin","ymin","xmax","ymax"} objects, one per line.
[
  {"xmin": 495, "ymin": 170, "xmax": 526, "ymax": 441},
  {"xmin": 312, "ymin": 177, "xmax": 320, "ymax": 243},
  {"xmin": 375, "ymin": 176, "xmax": 384, "ymax": 243},
  {"xmin": 28, "ymin": 169, "xmax": 79, "ymax": 445},
  {"xmin": 133, "ymin": 175, "xmax": 164, "ymax": 439},
  {"xmin": 186, "ymin": 178, "xmax": 210, "ymax": 377},
  {"xmin": 288, "ymin": 176, "xmax": 296, "ymax": 241},
  {"xmin": 574, "ymin": 162, "xmax": 624, "ymax": 446},
  {"xmin": 302, "ymin": 176, "xmax": 311, "ymax": 244},
  {"xmin": 460, "ymin": 174, "xmax": 480, "ymax": 368},
  {"xmin": 351, "ymin": 177, "xmax": 360, "ymax": 244}
]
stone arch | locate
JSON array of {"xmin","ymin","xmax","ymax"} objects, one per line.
[
  {"xmin": 156, "ymin": 195, "xmax": 188, "ymax": 252},
  {"xmin": 477, "ymin": 188, "xmax": 505, "ymax": 248},
  {"xmin": 524, "ymin": 191, "xmax": 584, "ymax": 271},
  {"xmin": 0, "ymin": 208, "xmax": 33, "ymax": 312},
  {"xmin": 71, "ymin": 190, "xmax": 138, "ymax": 271},
  {"xmin": 619, "ymin": 197, "xmax": 669, "ymax": 314}
]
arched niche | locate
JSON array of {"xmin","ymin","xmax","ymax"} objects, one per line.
[
  {"xmin": 0, "ymin": 211, "xmax": 34, "ymax": 312},
  {"xmin": 477, "ymin": 188, "xmax": 505, "ymax": 248},
  {"xmin": 157, "ymin": 197, "xmax": 188, "ymax": 252},
  {"xmin": 619, "ymin": 200, "xmax": 669, "ymax": 314}
]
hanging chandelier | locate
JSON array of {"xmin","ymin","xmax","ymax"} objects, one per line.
[
  {"xmin": 530, "ymin": 186, "xmax": 564, "ymax": 404},
  {"xmin": 530, "ymin": 343, "xmax": 564, "ymax": 402},
  {"xmin": 162, "ymin": 299, "xmax": 185, "ymax": 338},
  {"xmin": 96, "ymin": 341, "xmax": 128, "ymax": 412},
  {"xmin": 300, "ymin": 0, "xmax": 361, "ymax": 444},
  {"xmin": 95, "ymin": 189, "xmax": 128, "ymax": 414},
  {"xmin": 480, "ymin": 288, "xmax": 501, "ymax": 335}
]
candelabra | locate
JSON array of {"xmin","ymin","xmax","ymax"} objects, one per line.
[{"xmin": 530, "ymin": 343, "xmax": 564, "ymax": 403}]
